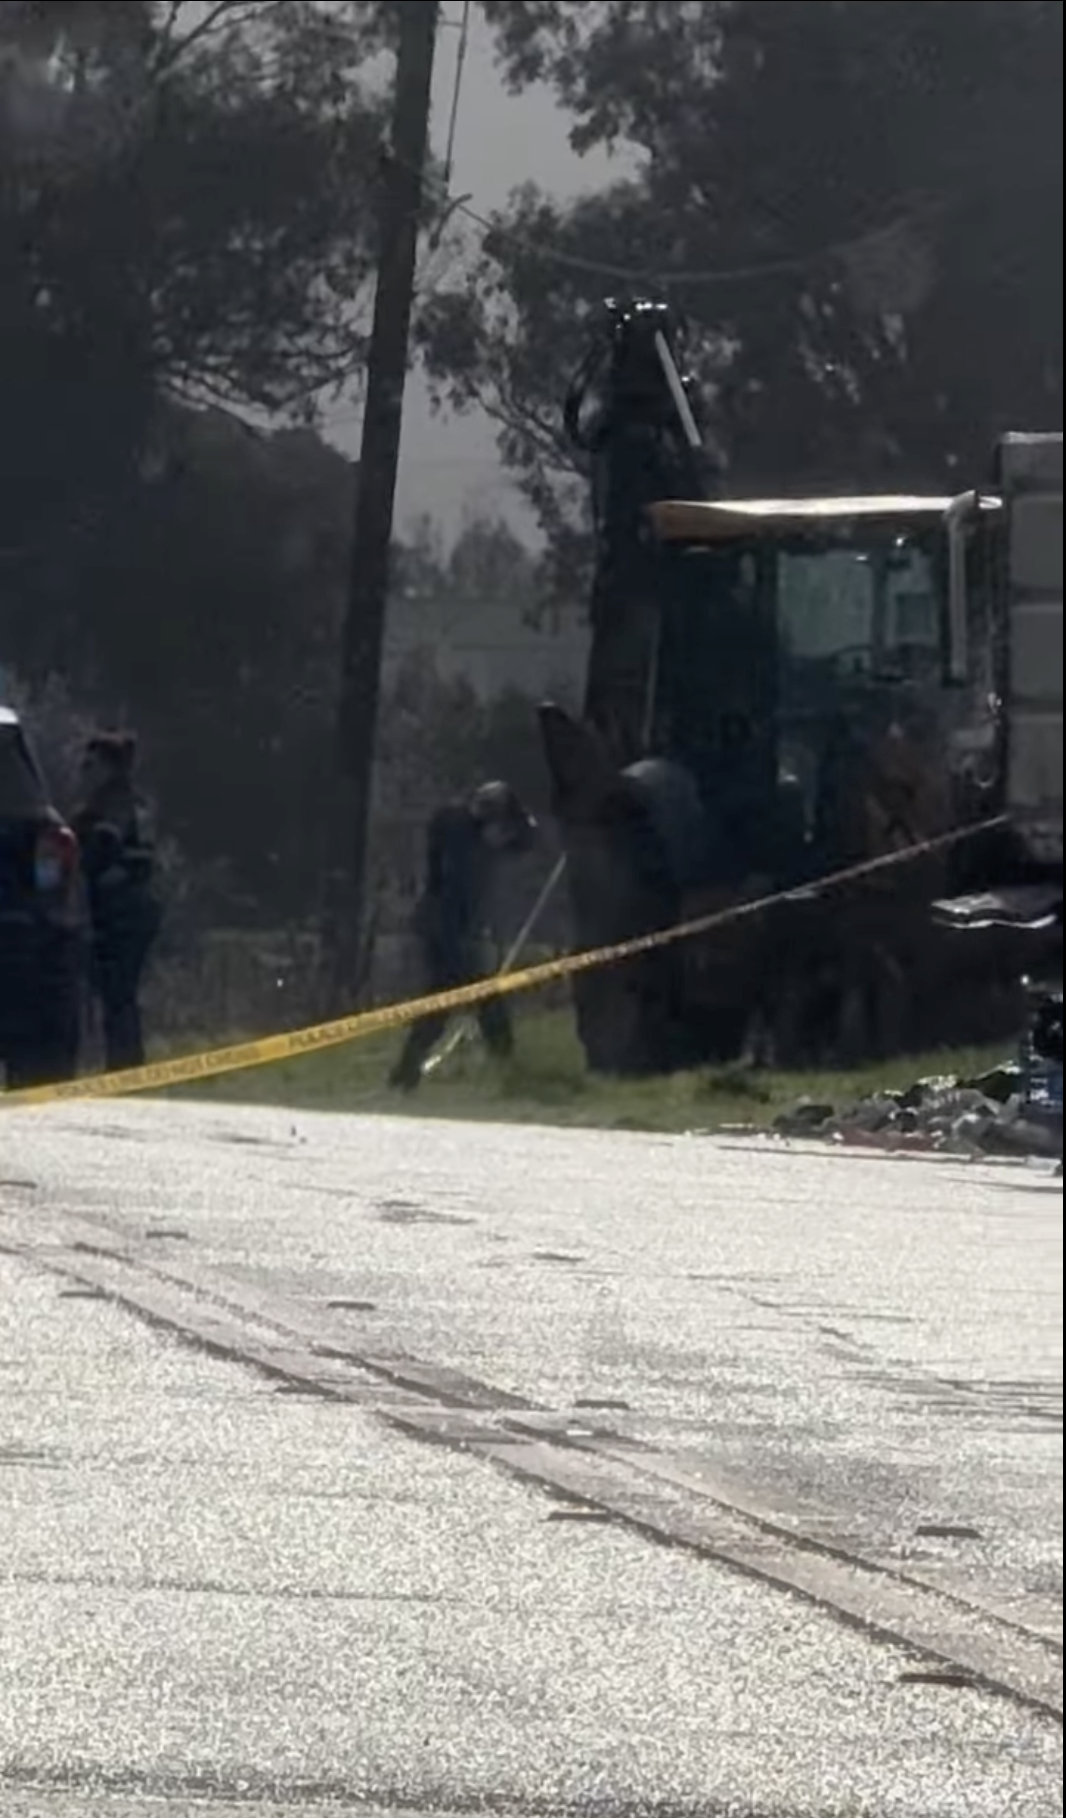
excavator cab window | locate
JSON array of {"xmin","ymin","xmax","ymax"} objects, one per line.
[
  {"xmin": 776, "ymin": 531, "xmax": 942, "ymax": 691},
  {"xmin": 648, "ymin": 516, "xmax": 981, "ymax": 880},
  {"xmin": 772, "ymin": 528, "xmax": 946, "ymax": 858}
]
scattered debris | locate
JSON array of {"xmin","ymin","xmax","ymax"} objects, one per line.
[
  {"xmin": 958, "ymin": 1064, "xmax": 1020, "ymax": 1105},
  {"xmin": 773, "ymin": 1100, "xmax": 836, "ymax": 1138},
  {"xmin": 773, "ymin": 1062, "xmax": 1063, "ymax": 1159}
]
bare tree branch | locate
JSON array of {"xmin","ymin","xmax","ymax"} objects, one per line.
[{"xmin": 150, "ymin": 0, "xmax": 264, "ymax": 79}]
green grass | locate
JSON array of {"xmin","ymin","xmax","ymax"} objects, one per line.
[{"xmin": 169, "ymin": 1004, "xmax": 1008, "ymax": 1136}]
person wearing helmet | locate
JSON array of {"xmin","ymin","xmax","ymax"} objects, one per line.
[{"xmin": 388, "ymin": 780, "xmax": 537, "ymax": 1091}]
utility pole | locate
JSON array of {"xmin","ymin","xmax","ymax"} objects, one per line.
[{"xmin": 330, "ymin": 0, "xmax": 438, "ymax": 1004}]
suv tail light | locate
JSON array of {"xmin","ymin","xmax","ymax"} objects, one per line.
[{"xmin": 34, "ymin": 823, "xmax": 79, "ymax": 902}]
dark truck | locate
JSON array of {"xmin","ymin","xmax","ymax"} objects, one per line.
[
  {"xmin": 0, "ymin": 705, "xmax": 84, "ymax": 1086},
  {"xmin": 539, "ymin": 300, "xmax": 1061, "ymax": 1075}
]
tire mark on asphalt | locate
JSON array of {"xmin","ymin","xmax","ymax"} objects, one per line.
[{"xmin": 2, "ymin": 1200, "xmax": 1061, "ymax": 1724}]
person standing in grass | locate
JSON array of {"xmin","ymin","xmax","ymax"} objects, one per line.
[
  {"xmin": 73, "ymin": 731, "xmax": 161, "ymax": 1073},
  {"xmin": 388, "ymin": 780, "xmax": 536, "ymax": 1092}
]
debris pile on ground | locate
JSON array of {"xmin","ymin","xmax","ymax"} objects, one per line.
[{"xmin": 774, "ymin": 1061, "xmax": 1063, "ymax": 1158}]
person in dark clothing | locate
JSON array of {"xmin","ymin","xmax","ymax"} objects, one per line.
[
  {"xmin": 389, "ymin": 780, "xmax": 537, "ymax": 1091},
  {"xmin": 72, "ymin": 732, "xmax": 160, "ymax": 1073}
]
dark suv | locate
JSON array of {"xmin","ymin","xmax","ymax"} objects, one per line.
[{"xmin": 0, "ymin": 706, "xmax": 83, "ymax": 1087}]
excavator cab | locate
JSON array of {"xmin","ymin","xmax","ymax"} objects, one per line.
[{"xmin": 643, "ymin": 493, "xmax": 1001, "ymax": 883}]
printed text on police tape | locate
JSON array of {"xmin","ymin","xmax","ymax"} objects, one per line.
[{"xmin": 2, "ymin": 816, "xmax": 1007, "ymax": 1110}]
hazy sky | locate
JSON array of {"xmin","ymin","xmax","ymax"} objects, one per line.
[{"xmin": 327, "ymin": 5, "xmax": 633, "ymax": 542}]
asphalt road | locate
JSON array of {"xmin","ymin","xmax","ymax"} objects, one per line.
[{"xmin": 0, "ymin": 1099, "xmax": 1061, "ymax": 1818}]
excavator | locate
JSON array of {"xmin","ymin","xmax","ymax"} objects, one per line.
[{"xmin": 537, "ymin": 299, "xmax": 1062, "ymax": 1076}]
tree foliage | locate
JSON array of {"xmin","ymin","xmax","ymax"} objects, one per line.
[
  {"xmin": 7, "ymin": 406, "xmax": 353, "ymax": 917},
  {"xmin": 0, "ymin": 0, "xmax": 564, "ymax": 944},
  {"xmin": 0, "ymin": 0, "xmax": 392, "ymax": 571},
  {"xmin": 421, "ymin": 0, "xmax": 1062, "ymax": 580},
  {"xmin": 9, "ymin": 396, "xmax": 552, "ymax": 927},
  {"xmin": 394, "ymin": 510, "xmax": 545, "ymax": 627}
]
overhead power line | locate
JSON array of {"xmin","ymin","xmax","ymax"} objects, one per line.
[{"xmin": 407, "ymin": 147, "xmax": 950, "ymax": 294}]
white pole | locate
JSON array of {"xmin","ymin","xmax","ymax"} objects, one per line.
[{"xmin": 421, "ymin": 854, "xmax": 567, "ymax": 1076}]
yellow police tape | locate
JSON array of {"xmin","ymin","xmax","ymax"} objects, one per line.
[{"xmin": 2, "ymin": 816, "xmax": 1008, "ymax": 1111}]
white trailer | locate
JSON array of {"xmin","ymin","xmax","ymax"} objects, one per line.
[
  {"xmin": 999, "ymin": 432, "xmax": 1063, "ymax": 867},
  {"xmin": 942, "ymin": 432, "xmax": 1062, "ymax": 1118}
]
